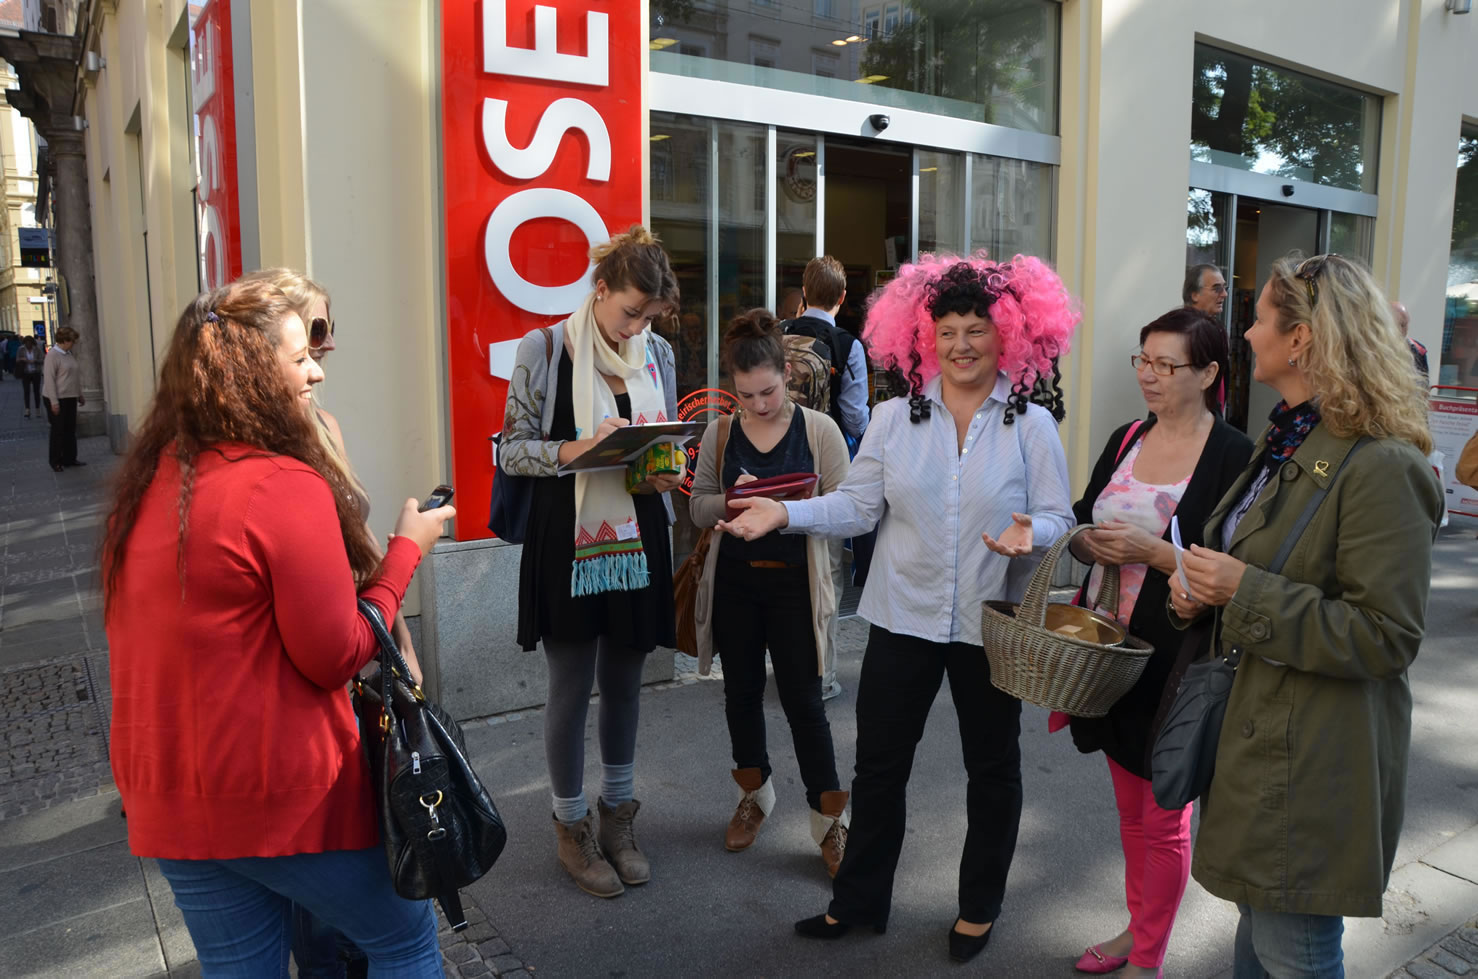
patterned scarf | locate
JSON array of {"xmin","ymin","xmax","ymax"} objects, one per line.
[
  {"xmin": 1264, "ymin": 400, "xmax": 1321, "ymax": 464},
  {"xmin": 566, "ymin": 292, "xmax": 667, "ymax": 597}
]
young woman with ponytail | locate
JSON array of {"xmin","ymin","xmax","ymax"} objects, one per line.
[
  {"xmin": 687, "ymin": 309, "xmax": 852, "ymax": 876},
  {"xmin": 499, "ymin": 226, "xmax": 682, "ymax": 899}
]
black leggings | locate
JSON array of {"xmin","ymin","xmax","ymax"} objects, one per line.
[{"xmin": 713, "ymin": 559, "xmax": 838, "ymax": 811}]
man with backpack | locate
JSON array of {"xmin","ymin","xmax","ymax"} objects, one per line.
[{"xmin": 781, "ymin": 257, "xmax": 870, "ymax": 701}]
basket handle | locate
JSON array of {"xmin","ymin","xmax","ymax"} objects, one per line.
[{"xmin": 1019, "ymin": 525, "xmax": 1119, "ymax": 627}]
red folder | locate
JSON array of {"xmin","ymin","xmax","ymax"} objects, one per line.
[{"xmin": 725, "ymin": 472, "xmax": 819, "ymax": 522}]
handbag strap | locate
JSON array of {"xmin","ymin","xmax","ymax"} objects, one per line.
[
  {"xmin": 1266, "ymin": 437, "xmax": 1370, "ymax": 575},
  {"xmin": 358, "ymin": 599, "xmax": 422, "ymax": 725},
  {"xmin": 1116, "ymin": 419, "xmax": 1145, "ymax": 464}
]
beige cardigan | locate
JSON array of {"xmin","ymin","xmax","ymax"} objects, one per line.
[{"xmin": 688, "ymin": 404, "xmax": 851, "ymax": 677}]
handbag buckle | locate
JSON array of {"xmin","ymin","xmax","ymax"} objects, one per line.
[
  {"xmin": 421, "ymin": 791, "xmax": 447, "ymax": 840},
  {"xmin": 379, "ymin": 712, "xmax": 392, "ymax": 734}
]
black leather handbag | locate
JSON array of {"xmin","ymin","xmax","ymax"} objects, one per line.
[
  {"xmin": 1150, "ymin": 438, "xmax": 1369, "ymax": 810},
  {"xmin": 352, "ymin": 599, "xmax": 506, "ymax": 929}
]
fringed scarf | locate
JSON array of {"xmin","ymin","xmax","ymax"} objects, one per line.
[{"xmin": 567, "ymin": 292, "xmax": 667, "ymax": 597}]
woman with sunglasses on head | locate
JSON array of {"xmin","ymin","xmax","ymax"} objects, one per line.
[
  {"xmin": 688, "ymin": 309, "xmax": 852, "ymax": 874},
  {"xmin": 719, "ymin": 254, "xmax": 1079, "ymax": 964},
  {"xmin": 1058, "ymin": 308, "xmax": 1252, "ymax": 977},
  {"xmin": 499, "ymin": 226, "xmax": 681, "ymax": 899},
  {"xmin": 103, "ymin": 281, "xmax": 455, "ymax": 975},
  {"xmin": 1170, "ymin": 254, "xmax": 1442, "ymax": 977}
]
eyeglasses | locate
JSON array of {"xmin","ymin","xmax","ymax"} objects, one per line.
[
  {"xmin": 309, "ymin": 316, "xmax": 335, "ymax": 349},
  {"xmin": 1208, "ymin": 282, "xmax": 1229, "ymax": 295},
  {"xmin": 1130, "ymin": 353, "xmax": 1194, "ymax": 376},
  {"xmin": 1294, "ymin": 255, "xmax": 1335, "ymax": 308}
]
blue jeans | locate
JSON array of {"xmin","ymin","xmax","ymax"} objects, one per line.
[
  {"xmin": 156, "ymin": 847, "xmax": 442, "ymax": 978},
  {"xmin": 1233, "ymin": 903, "xmax": 1344, "ymax": 978}
]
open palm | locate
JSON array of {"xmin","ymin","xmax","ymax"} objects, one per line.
[{"xmin": 982, "ymin": 513, "xmax": 1034, "ymax": 558}]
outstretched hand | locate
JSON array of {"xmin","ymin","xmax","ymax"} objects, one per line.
[
  {"xmin": 715, "ymin": 496, "xmax": 789, "ymax": 540},
  {"xmin": 982, "ymin": 513, "xmax": 1034, "ymax": 558}
]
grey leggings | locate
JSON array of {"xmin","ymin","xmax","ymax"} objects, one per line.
[{"xmin": 543, "ymin": 637, "xmax": 647, "ymax": 800}]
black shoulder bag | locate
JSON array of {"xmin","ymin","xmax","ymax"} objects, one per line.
[
  {"xmin": 1149, "ymin": 438, "xmax": 1369, "ymax": 811},
  {"xmin": 487, "ymin": 327, "xmax": 554, "ymax": 542},
  {"xmin": 353, "ymin": 599, "xmax": 507, "ymax": 929}
]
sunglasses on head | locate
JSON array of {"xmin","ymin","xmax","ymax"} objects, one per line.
[
  {"xmin": 309, "ymin": 316, "xmax": 335, "ymax": 349},
  {"xmin": 1293, "ymin": 255, "xmax": 1337, "ymax": 309}
]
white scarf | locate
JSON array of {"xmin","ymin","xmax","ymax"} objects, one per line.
[{"xmin": 567, "ymin": 291, "xmax": 667, "ymax": 597}]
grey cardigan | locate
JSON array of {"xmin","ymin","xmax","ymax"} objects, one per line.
[{"xmin": 499, "ymin": 321, "xmax": 679, "ymax": 520}]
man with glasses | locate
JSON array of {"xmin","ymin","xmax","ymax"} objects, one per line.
[{"xmin": 1183, "ymin": 263, "xmax": 1227, "ymax": 318}]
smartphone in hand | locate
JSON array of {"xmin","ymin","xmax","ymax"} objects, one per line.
[{"xmin": 419, "ymin": 484, "xmax": 454, "ymax": 512}]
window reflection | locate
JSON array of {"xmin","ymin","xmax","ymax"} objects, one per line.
[
  {"xmin": 1190, "ymin": 45, "xmax": 1379, "ymax": 193},
  {"xmin": 1442, "ymin": 125, "xmax": 1478, "ymax": 388},
  {"xmin": 650, "ymin": 0, "xmax": 1059, "ymax": 134}
]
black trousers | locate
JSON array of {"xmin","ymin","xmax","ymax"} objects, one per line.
[
  {"xmin": 713, "ymin": 559, "xmax": 839, "ymax": 811},
  {"xmin": 828, "ymin": 626, "xmax": 1024, "ymax": 928},
  {"xmin": 47, "ymin": 397, "xmax": 79, "ymax": 467},
  {"xmin": 20, "ymin": 374, "xmax": 42, "ymax": 410}
]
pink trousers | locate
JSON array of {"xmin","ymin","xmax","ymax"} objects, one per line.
[{"xmin": 1107, "ymin": 756, "xmax": 1193, "ymax": 969}]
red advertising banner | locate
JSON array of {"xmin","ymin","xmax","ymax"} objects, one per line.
[
  {"xmin": 1430, "ymin": 389, "xmax": 1478, "ymax": 517},
  {"xmin": 190, "ymin": 0, "xmax": 243, "ymax": 291},
  {"xmin": 442, "ymin": 2, "xmax": 645, "ymax": 540}
]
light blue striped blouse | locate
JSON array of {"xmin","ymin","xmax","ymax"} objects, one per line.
[{"xmin": 782, "ymin": 373, "xmax": 1075, "ymax": 647}]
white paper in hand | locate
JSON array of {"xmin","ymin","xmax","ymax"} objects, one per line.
[{"xmin": 1170, "ymin": 516, "xmax": 1199, "ymax": 603}]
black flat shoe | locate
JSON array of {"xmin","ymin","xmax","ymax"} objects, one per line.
[
  {"xmin": 948, "ymin": 921, "xmax": 993, "ymax": 963},
  {"xmin": 794, "ymin": 913, "xmax": 886, "ymax": 939}
]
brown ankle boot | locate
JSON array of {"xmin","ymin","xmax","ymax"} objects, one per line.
[
  {"xmin": 553, "ymin": 811, "xmax": 624, "ymax": 898},
  {"xmin": 725, "ymin": 767, "xmax": 775, "ymax": 852},
  {"xmin": 596, "ymin": 797, "xmax": 650, "ymax": 886},
  {"xmin": 810, "ymin": 790, "xmax": 850, "ymax": 878}
]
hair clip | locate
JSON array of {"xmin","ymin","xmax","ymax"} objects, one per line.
[{"xmin": 205, "ymin": 311, "xmax": 220, "ymax": 323}]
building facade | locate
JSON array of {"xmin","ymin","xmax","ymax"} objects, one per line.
[
  {"xmin": 45, "ymin": 0, "xmax": 1478, "ymax": 711},
  {"xmin": 0, "ymin": 12, "xmax": 49, "ymax": 343}
]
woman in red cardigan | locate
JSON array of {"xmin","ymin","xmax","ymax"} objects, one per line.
[{"xmin": 103, "ymin": 280, "xmax": 455, "ymax": 976}]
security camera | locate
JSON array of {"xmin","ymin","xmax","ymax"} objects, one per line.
[
  {"xmin": 868, "ymin": 113, "xmax": 891, "ymax": 132},
  {"xmin": 1281, "ymin": 184, "xmax": 1295, "ymax": 198}
]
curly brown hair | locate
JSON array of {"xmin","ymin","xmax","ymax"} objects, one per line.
[{"xmin": 101, "ymin": 280, "xmax": 382, "ymax": 617}]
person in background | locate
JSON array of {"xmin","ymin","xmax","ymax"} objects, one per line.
[
  {"xmin": 1183, "ymin": 264, "xmax": 1227, "ymax": 319},
  {"xmin": 1171, "ymin": 254, "xmax": 1442, "ymax": 976},
  {"xmin": 1, "ymin": 332, "xmax": 15, "ymax": 379},
  {"xmin": 17, "ymin": 336, "xmax": 44, "ymax": 418},
  {"xmin": 719, "ymin": 253, "xmax": 1079, "ymax": 964},
  {"xmin": 783, "ymin": 256, "xmax": 870, "ymax": 701},
  {"xmin": 42, "ymin": 325, "xmax": 84, "ymax": 473},
  {"xmin": 104, "ymin": 280, "xmax": 453, "ymax": 975},
  {"xmin": 1390, "ymin": 301, "xmax": 1430, "ymax": 386},
  {"xmin": 689, "ymin": 309, "xmax": 851, "ymax": 874},
  {"xmin": 778, "ymin": 286, "xmax": 804, "ymax": 322},
  {"xmin": 1062, "ymin": 308, "xmax": 1253, "ymax": 977},
  {"xmin": 501, "ymin": 226, "xmax": 681, "ymax": 899}
]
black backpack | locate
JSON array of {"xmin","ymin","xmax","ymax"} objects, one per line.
[{"xmin": 781, "ymin": 316, "xmax": 857, "ymax": 429}]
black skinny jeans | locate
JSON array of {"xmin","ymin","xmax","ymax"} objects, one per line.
[
  {"xmin": 828, "ymin": 626, "xmax": 1024, "ymax": 928},
  {"xmin": 20, "ymin": 374, "xmax": 42, "ymax": 410},
  {"xmin": 47, "ymin": 397, "xmax": 79, "ymax": 468},
  {"xmin": 712, "ymin": 559, "xmax": 838, "ymax": 811}
]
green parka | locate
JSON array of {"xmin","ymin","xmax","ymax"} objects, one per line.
[{"xmin": 1190, "ymin": 423, "xmax": 1442, "ymax": 918}]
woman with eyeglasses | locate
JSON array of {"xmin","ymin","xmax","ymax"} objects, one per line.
[
  {"xmin": 1170, "ymin": 254, "xmax": 1442, "ymax": 976},
  {"xmin": 1059, "ymin": 308, "xmax": 1252, "ymax": 977}
]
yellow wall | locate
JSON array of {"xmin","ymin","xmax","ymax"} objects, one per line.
[{"xmin": 1057, "ymin": 0, "xmax": 1476, "ymax": 485}]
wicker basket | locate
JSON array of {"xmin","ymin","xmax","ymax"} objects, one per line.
[{"xmin": 981, "ymin": 526, "xmax": 1154, "ymax": 717}]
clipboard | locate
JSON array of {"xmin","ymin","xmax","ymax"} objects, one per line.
[{"xmin": 557, "ymin": 421, "xmax": 706, "ymax": 475}]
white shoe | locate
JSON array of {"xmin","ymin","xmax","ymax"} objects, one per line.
[{"xmin": 821, "ymin": 679, "xmax": 843, "ymax": 701}]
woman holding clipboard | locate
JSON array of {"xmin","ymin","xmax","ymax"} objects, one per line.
[
  {"xmin": 499, "ymin": 227, "xmax": 681, "ymax": 900},
  {"xmin": 688, "ymin": 310, "xmax": 853, "ymax": 875}
]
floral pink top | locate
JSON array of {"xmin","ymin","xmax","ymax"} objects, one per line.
[{"xmin": 1085, "ymin": 440, "xmax": 1190, "ymax": 626}]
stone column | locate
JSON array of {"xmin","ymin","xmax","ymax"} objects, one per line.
[{"xmin": 47, "ymin": 131, "xmax": 105, "ymax": 437}]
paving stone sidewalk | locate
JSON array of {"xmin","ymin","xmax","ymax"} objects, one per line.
[{"xmin": 1393, "ymin": 918, "xmax": 1478, "ymax": 978}]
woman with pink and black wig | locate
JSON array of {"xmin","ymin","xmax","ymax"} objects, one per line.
[{"xmin": 718, "ymin": 253, "xmax": 1080, "ymax": 964}]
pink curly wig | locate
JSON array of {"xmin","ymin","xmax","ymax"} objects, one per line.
[{"xmin": 863, "ymin": 251, "xmax": 1080, "ymax": 396}]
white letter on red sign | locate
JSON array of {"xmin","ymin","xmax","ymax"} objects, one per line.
[
  {"xmin": 485, "ymin": 188, "xmax": 607, "ymax": 315},
  {"xmin": 482, "ymin": 98, "xmax": 612, "ymax": 182},
  {"xmin": 482, "ymin": 3, "xmax": 608, "ymax": 86}
]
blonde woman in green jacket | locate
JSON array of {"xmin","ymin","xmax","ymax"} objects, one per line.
[{"xmin": 1171, "ymin": 254, "xmax": 1442, "ymax": 978}]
